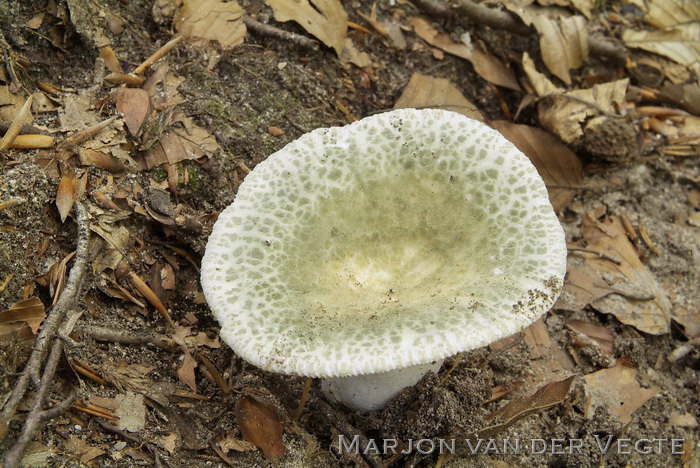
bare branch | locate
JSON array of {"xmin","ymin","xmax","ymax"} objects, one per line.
[{"xmin": 243, "ymin": 16, "xmax": 320, "ymax": 50}]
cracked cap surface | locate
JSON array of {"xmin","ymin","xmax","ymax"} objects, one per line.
[{"xmin": 201, "ymin": 108, "xmax": 567, "ymax": 378}]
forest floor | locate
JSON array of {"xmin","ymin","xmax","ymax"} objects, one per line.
[{"xmin": 0, "ymin": 0, "xmax": 698, "ymax": 466}]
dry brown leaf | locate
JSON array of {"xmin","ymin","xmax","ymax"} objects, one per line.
[
  {"xmin": 26, "ymin": 12, "xmax": 45, "ymax": 29},
  {"xmin": 79, "ymin": 149, "xmax": 128, "ymax": 172},
  {"xmin": 531, "ymin": 15, "xmax": 588, "ymax": 84},
  {"xmin": 177, "ymin": 351, "xmax": 198, "ymax": 392},
  {"xmin": 560, "ymin": 209, "xmax": 673, "ymax": 334},
  {"xmin": 173, "ymin": 0, "xmax": 246, "ymax": 50},
  {"xmin": 409, "ymin": 17, "xmax": 520, "ymax": 91},
  {"xmin": 218, "ymin": 435, "xmax": 258, "ymax": 453},
  {"xmin": 60, "ymin": 92, "xmax": 100, "ymax": 132},
  {"xmin": 144, "ymin": 112, "xmax": 221, "ymax": 168},
  {"xmin": 45, "ymin": 251, "xmax": 75, "ymax": 305},
  {"xmin": 522, "ymin": 53, "xmax": 629, "ymax": 143},
  {"xmin": 623, "ymin": 0, "xmax": 700, "ymax": 72},
  {"xmin": 56, "ymin": 174, "xmax": 77, "ymax": 223},
  {"xmin": 583, "ymin": 361, "xmax": 659, "ymax": 423},
  {"xmin": 623, "ymin": 28, "xmax": 700, "ymax": 73},
  {"xmin": 156, "ymin": 433, "xmax": 180, "ymax": 454},
  {"xmin": 523, "ymin": 317, "xmax": 552, "ymax": 359},
  {"xmin": 115, "ymin": 88, "xmax": 152, "ymax": 135},
  {"xmin": 189, "ymin": 331, "xmax": 221, "ymax": 348},
  {"xmin": 642, "ymin": 0, "xmax": 700, "ymax": 27},
  {"xmin": 235, "ymin": 396, "xmax": 285, "ymax": 460},
  {"xmin": 0, "ymin": 297, "xmax": 46, "ymax": 342},
  {"xmin": 128, "ymin": 270, "xmax": 174, "ymax": 326},
  {"xmin": 668, "ymin": 412, "xmax": 698, "ymax": 428},
  {"xmin": 490, "ymin": 121, "xmax": 583, "ymax": 212},
  {"xmin": 567, "ymin": 319, "xmax": 614, "ymax": 354},
  {"xmin": 475, "ymin": 376, "xmax": 575, "ymax": 439},
  {"xmin": 558, "ymin": 268, "xmax": 633, "ymax": 310},
  {"xmin": 659, "ymin": 83, "xmax": 700, "ymax": 115},
  {"xmin": 0, "ymin": 85, "xmax": 27, "ymax": 121},
  {"xmin": 569, "ymin": 0, "xmax": 594, "ymax": 19},
  {"xmin": 114, "ymin": 392, "xmax": 147, "ymax": 432},
  {"xmin": 63, "ymin": 437, "xmax": 107, "ymax": 463},
  {"xmin": 339, "ymin": 38, "xmax": 372, "ymax": 68},
  {"xmin": 91, "ymin": 224, "xmax": 130, "ymax": 274},
  {"xmin": 522, "ymin": 52, "xmax": 562, "ymax": 95},
  {"xmin": 394, "ymin": 73, "xmax": 484, "ymax": 121},
  {"xmin": 31, "ymin": 91, "xmax": 59, "ymax": 114},
  {"xmin": 142, "ymin": 63, "xmax": 186, "ymax": 110},
  {"xmin": 161, "ymin": 263, "xmax": 176, "ymax": 290},
  {"xmin": 266, "ymin": 0, "xmax": 347, "ymax": 56},
  {"xmin": 468, "ymin": 43, "xmax": 522, "ymax": 91}
]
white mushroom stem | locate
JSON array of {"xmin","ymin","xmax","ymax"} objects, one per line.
[{"xmin": 321, "ymin": 360, "xmax": 444, "ymax": 411}]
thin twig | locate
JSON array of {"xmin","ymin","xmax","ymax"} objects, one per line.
[
  {"xmin": 668, "ymin": 337, "xmax": 700, "ymax": 363},
  {"xmin": 0, "ymin": 95, "xmax": 33, "ymax": 152},
  {"xmin": 412, "ymin": 0, "xmax": 452, "ymax": 18},
  {"xmin": 567, "ymin": 247, "xmax": 622, "ymax": 265},
  {"xmin": 416, "ymin": 0, "xmax": 628, "ymax": 63},
  {"xmin": 318, "ymin": 400, "xmax": 386, "ymax": 468},
  {"xmin": 243, "ymin": 16, "xmax": 320, "ymax": 50},
  {"xmin": 75, "ymin": 324, "xmax": 178, "ymax": 351},
  {"xmin": 3, "ymin": 341, "xmax": 78, "ymax": 467},
  {"xmin": 293, "ymin": 378, "xmax": 313, "ymax": 422},
  {"xmin": 1, "ymin": 203, "xmax": 90, "ymax": 468},
  {"xmin": 133, "ymin": 35, "xmax": 183, "ymax": 76}
]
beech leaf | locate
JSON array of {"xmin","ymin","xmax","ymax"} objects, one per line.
[
  {"xmin": 473, "ymin": 376, "xmax": 575, "ymax": 439},
  {"xmin": 394, "ymin": 73, "xmax": 484, "ymax": 121},
  {"xmin": 490, "ymin": 120, "xmax": 583, "ymax": 212},
  {"xmin": 235, "ymin": 396, "xmax": 285, "ymax": 460}
]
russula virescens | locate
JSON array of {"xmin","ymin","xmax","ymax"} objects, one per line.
[{"xmin": 201, "ymin": 109, "xmax": 567, "ymax": 411}]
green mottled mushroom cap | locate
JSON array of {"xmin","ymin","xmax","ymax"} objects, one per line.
[{"xmin": 201, "ymin": 109, "xmax": 567, "ymax": 378}]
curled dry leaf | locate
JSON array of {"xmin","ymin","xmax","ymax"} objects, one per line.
[
  {"xmin": 235, "ymin": 396, "xmax": 285, "ymax": 460},
  {"xmin": 523, "ymin": 317, "xmax": 553, "ymax": 359},
  {"xmin": 115, "ymin": 88, "xmax": 152, "ymax": 135},
  {"xmin": 218, "ymin": 435, "xmax": 258, "ymax": 453},
  {"xmin": 0, "ymin": 86, "xmax": 27, "ymax": 121},
  {"xmin": 622, "ymin": 0, "xmax": 700, "ymax": 72},
  {"xmin": 409, "ymin": 17, "xmax": 520, "ymax": 91},
  {"xmin": 266, "ymin": 0, "xmax": 347, "ymax": 57},
  {"xmin": 128, "ymin": 270, "xmax": 175, "ymax": 327},
  {"xmin": 659, "ymin": 82, "xmax": 700, "ymax": 116},
  {"xmin": 490, "ymin": 120, "xmax": 582, "ymax": 212},
  {"xmin": 583, "ymin": 361, "xmax": 659, "ymax": 424},
  {"xmin": 177, "ymin": 352, "xmax": 198, "ymax": 392},
  {"xmin": 79, "ymin": 149, "xmax": 127, "ymax": 172},
  {"xmin": 623, "ymin": 28, "xmax": 700, "ymax": 73},
  {"xmin": 522, "ymin": 52, "xmax": 629, "ymax": 143},
  {"xmin": 173, "ymin": 0, "xmax": 246, "ymax": 50},
  {"xmin": 530, "ymin": 15, "xmax": 589, "ymax": 84},
  {"xmin": 144, "ymin": 112, "xmax": 221, "ymax": 168},
  {"xmin": 156, "ymin": 433, "xmax": 179, "ymax": 454},
  {"xmin": 114, "ymin": 392, "xmax": 147, "ymax": 432},
  {"xmin": 91, "ymin": 224, "xmax": 130, "ymax": 274},
  {"xmin": 394, "ymin": 73, "xmax": 484, "ymax": 121},
  {"xmin": 339, "ymin": 38, "xmax": 372, "ymax": 68},
  {"xmin": 567, "ymin": 319, "xmax": 614, "ymax": 354},
  {"xmin": 559, "ymin": 209, "xmax": 673, "ymax": 335},
  {"xmin": 63, "ymin": 437, "xmax": 107, "ymax": 463},
  {"xmin": 473, "ymin": 376, "xmax": 575, "ymax": 440},
  {"xmin": 0, "ymin": 297, "xmax": 46, "ymax": 342},
  {"xmin": 56, "ymin": 173, "xmax": 77, "ymax": 223}
]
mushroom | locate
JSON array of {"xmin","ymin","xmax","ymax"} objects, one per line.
[{"xmin": 201, "ymin": 109, "xmax": 567, "ymax": 411}]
